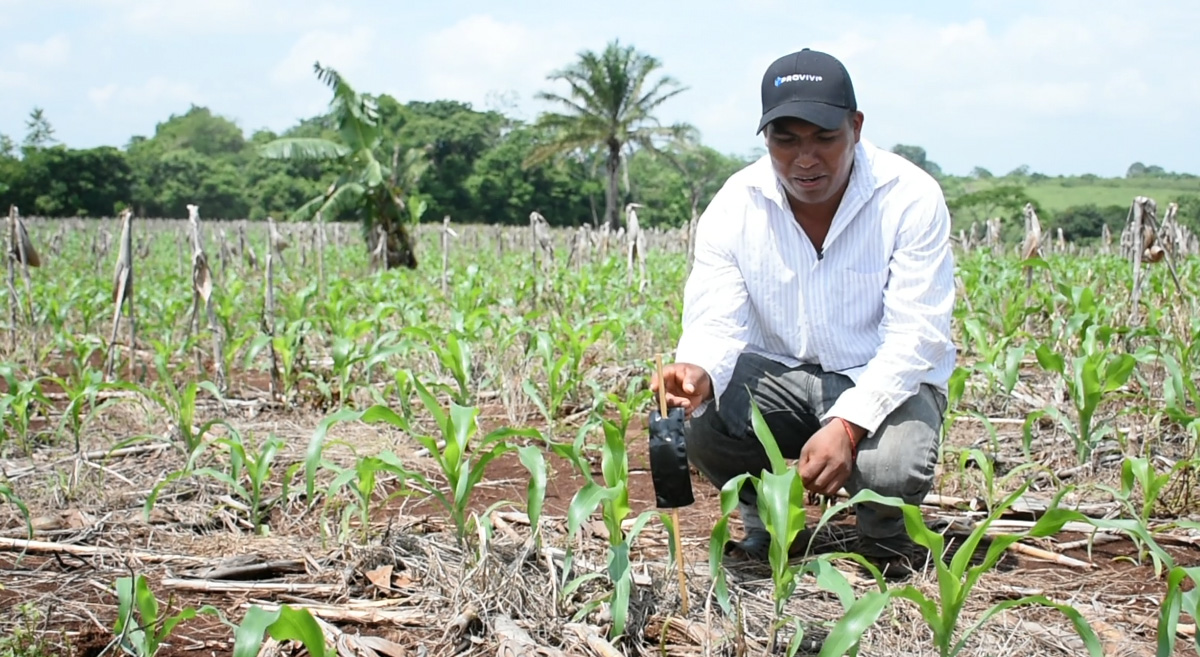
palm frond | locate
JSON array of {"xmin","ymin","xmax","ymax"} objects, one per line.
[{"xmin": 259, "ymin": 138, "xmax": 350, "ymax": 161}]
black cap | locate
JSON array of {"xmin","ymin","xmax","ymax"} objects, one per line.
[{"xmin": 757, "ymin": 48, "xmax": 856, "ymax": 134}]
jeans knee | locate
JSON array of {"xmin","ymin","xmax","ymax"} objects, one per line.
[{"xmin": 853, "ymin": 424, "xmax": 939, "ymax": 503}]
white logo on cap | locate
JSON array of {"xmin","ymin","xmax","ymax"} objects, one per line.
[{"xmin": 775, "ymin": 73, "xmax": 823, "ymax": 86}]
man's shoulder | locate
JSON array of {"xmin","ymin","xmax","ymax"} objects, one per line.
[
  {"xmin": 720, "ymin": 154, "xmax": 776, "ymax": 196},
  {"xmin": 860, "ymin": 139, "xmax": 945, "ymax": 201}
]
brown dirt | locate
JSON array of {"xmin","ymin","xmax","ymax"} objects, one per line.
[{"xmin": 5, "ymin": 371, "xmax": 1200, "ymax": 655}]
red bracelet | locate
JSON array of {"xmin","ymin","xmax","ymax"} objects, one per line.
[{"xmin": 836, "ymin": 417, "xmax": 860, "ymax": 459}]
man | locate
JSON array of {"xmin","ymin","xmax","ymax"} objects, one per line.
[{"xmin": 651, "ymin": 48, "xmax": 957, "ymax": 576}]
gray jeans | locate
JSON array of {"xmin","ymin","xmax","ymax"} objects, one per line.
[{"xmin": 685, "ymin": 352, "xmax": 946, "ymax": 540}]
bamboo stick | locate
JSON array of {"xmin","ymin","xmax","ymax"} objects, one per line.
[
  {"xmin": 0, "ymin": 536, "xmax": 208, "ymax": 564},
  {"xmin": 162, "ymin": 579, "xmax": 341, "ymax": 595},
  {"xmin": 1006, "ymin": 541, "xmax": 1093, "ymax": 570},
  {"xmin": 239, "ymin": 601, "xmax": 426, "ymax": 626}
]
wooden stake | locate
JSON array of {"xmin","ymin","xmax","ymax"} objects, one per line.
[
  {"xmin": 11, "ymin": 210, "xmax": 35, "ymax": 327},
  {"xmin": 316, "ymin": 211, "xmax": 326, "ymax": 298},
  {"xmin": 103, "ymin": 210, "xmax": 135, "ymax": 382},
  {"xmin": 5, "ymin": 208, "xmax": 17, "ymax": 355},
  {"xmin": 656, "ymin": 352, "xmax": 689, "ymax": 616},
  {"xmin": 263, "ymin": 250, "xmax": 282, "ymax": 402},
  {"xmin": 441, "ymin": 215, "xmax": 456, "ymax": 295},
  {"xmin": 187, "ymin": 205, "xmax": 226, "ymax": 393}
]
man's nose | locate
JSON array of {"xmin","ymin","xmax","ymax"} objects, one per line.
[{"xmin": 792, "ymin": 145, "xmax": 819, "ymax": 168}]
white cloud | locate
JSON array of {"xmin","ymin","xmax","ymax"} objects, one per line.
[
  {"xmin": 87, "ymin": 83, "xmax": 119, "ymax": 109},
  {"xmin": 271, "ymin": 26, "xmax": 376, "ymax": 85},
  {"xmin": 807, "ymin": 7, "xmax": 1186, "ymax": 125},
  {"xmin": 86, "ymin": 77, "xmax": 200, "ymax": 111},
  {"xmin": 417, "ymin": 15, "xmax": 585, "ymax": 113},
  {"xmin": 118, "ymin": 0, "xmax": 350, "ymax": 35},
  {"xmin": 14, "ymin": 34, "xmax": 71, "ymax": 66}
]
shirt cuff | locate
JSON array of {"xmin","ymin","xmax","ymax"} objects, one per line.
[
  {"xmin": 675, "ymin": 333, "xmax": 743, "ymax": 416},
  {"xmin": 821, "ymin": 385, "xmax": 896, "ymax": 436}
]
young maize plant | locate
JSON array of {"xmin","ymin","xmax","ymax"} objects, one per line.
[{"xmin": 563, "ymin": 414, "xmax": 657, "ymax": 640}]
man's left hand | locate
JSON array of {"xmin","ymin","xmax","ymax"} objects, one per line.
[{"xmin": 797, "ymin": 420, "xmax": 860, "ymax": 496}]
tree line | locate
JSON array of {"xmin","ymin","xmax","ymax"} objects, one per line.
[{"xmin": 2, "ymin": 39, "xmax": 1197, "ymax": 263}]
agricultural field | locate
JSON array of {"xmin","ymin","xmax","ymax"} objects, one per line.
[{"xmin": 2, "ymin": 211, "xmax": 1200, "ymax": 657}]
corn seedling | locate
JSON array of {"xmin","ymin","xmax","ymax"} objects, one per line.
[
  {"xmin": 231, "ymin": 605, "xmax": 327, "ymax": 657},
  {"xmin": 705, "ymin": 396, "xmax": 845, "ymax": 653},
  {"xmin": 405, "ymin": 327, "xmax": 473, "ymax": 405},
  {"xmin": 47, "ymin": 367, "xmax": 134, "ymax": 453},
  {"xmin": 147, "ymin": 430, "xmax": 293, "ymax": 535},
  {"xmin": 308, "ymin": 384, "xmax": 538, "ymax": 546},
  {"xmin": 811, "ymin": 485, "xmax": 1107, "ymax": 657},
  {"xmin": 0, "ymin": 364, "xmax": 51, "ymax": 455},
  {"xmin": 1094, "ymin": 456, "xmax": 1196, "ymax": 567},
  {"xmin": 1030, "ymin": 323, "xmax": 1137, "ymax": 462},
  {"xmin": 1156, "ymin": 565, "xmax": 1200, "ymax": 656},
  {"xmin": 0, "ymin": 479, "xmax": 31, "ymax": 538},
  {"xmin": 113, "ymin": 574, "xmax": 220, "ymax": 657},
  {"xmin": 564, "ymin": 413, "xmax": 656, "ymax": 640},
  {"xmin": 323, "ymin": 450, "xmax": 411, "ymax": 542}
]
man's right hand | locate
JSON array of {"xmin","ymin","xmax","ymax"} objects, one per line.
[{"xmin": 652, "ymin": 362, "xmax": 713, "ymax": 416}]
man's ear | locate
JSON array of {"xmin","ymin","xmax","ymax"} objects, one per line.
[{"xmin": 851, "ymin": 111, "xmax": 864, "ymax": 143}]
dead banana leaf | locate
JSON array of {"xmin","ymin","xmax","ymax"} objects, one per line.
[{"xmin": 11, "ymin": 217, "xmax": 39, "ymax": 267}]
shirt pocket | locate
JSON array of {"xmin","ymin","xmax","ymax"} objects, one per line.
[{"xmin": 823, "ymin": 266, "xmax": 887, "ymax": 369}]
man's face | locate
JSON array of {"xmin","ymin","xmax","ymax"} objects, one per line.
[{"xmin": 765, "ymin": 112, "xmax": 863, "ymax": 207}]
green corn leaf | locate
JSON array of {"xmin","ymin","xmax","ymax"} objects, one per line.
[
  {"xmin": 445, "ymin": 402, "xmax": 480, "ymax": 475},
  {"xmin": 708, "ymin": 515, "xmax": 734, "ymax": 613},
  {"xmin": 813, "ymin": 559, "xmax": 856, "ymax": 610},
  {"xmin": 517, "ymin": 445, "xmax": 547, "ymax": 538},
  {"xmin": 816, "ymin": 590, "xmax": 893, "ymax": 657},
  {"xmin": 947, "ymin": 365, "xmax": 969, "ymax": 410},
  {"xmin": 0, "ymin": 482, "xmax": 31, "ymax": 539},
  {"xmin": 1034, "ymin": 343, "xmax": 1065, "ymax": 376},
  {"xmin": 567, "ymin": 481, "xmax": 620, "ymax": 540},
  {"xmin": 232, "ymin": 605, "xmax": 327, "ymax": 657},
  {"xmin": 748, "ymin": 394, "xmax": 787, "ymax": 474},
  {"xmin": 1103, "ymin": 353, "xmax": 1136, "ymax": 393}
]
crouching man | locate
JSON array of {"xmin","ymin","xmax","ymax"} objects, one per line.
[{"xmin": 652, "ymin": 48, "xmax": 957, "ymax": 578}]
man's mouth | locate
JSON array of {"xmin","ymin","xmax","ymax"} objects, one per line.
[{"xmin": 794, "ymin": 175, "xmax": 824, "ymax": 187}]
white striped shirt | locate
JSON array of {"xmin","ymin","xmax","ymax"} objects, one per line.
[{"xmin": 675, "ymin": 138, "xmax": 957, "ymax": 435}]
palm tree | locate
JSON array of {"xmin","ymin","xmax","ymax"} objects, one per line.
[
  {"xmin": 528, "ymin": 40, "xmax": 692, "ymax": 231},
  {"xmin": 259, "ymin": 62, "xmax": 426, "ymax": 269}
]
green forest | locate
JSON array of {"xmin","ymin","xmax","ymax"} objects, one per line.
[{"xmin": 2, "ymin": 41, "xmax": 1198, "ymax": 248}]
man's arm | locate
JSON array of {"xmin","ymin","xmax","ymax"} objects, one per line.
[
  {"xmin": 674, "ymin": 191, "xmax": 754, "ymax": 416},
  {"xmin": 823, "ymin": 187, "xmax": 956, "ymax": 434}
]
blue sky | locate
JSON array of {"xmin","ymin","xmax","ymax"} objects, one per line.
[{"xmin": 1, "ymin": 0, "xmax": 1195, "ymax": 178}]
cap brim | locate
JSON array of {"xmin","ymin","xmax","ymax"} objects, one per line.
[{"xmin": 757, "ymin": 101, "xmax": 848, "ymax": 134}]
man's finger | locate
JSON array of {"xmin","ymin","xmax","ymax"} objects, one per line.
[
  {"xmin": 798, "ymin": 455, "xmax": 821, "ymax": 487},
  {"xmin": 810, "ymin": 464, "xmax": 840, "ymax": 495}
]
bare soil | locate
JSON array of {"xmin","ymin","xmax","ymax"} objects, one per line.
[{"xmin": 3, "ymin": 366, "xmax": 1200, "ymax": 656}]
